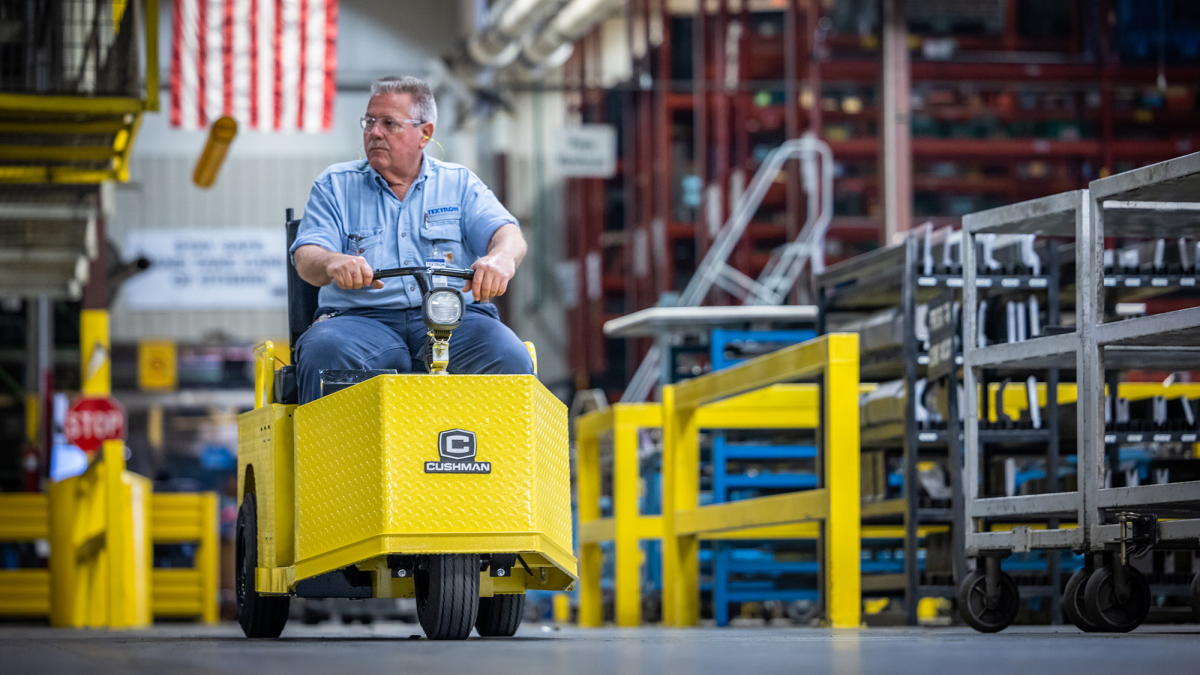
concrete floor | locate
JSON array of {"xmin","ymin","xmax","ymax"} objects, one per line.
[{"xmin": 3, "ymin": 623, "xmax": 1199, "ymax": 675}]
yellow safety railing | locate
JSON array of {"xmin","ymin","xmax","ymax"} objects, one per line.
[
  {"xmin": 150, "ymin": 493, "xmax": 220, "ymax": 623},
  {"xmin": 0, "ymin": 493, "xmax": 51, "ymax": 617},
  {"xmin": 662, "ymin": 334, "xmax": 861, "ymax": 628},
  {"xmin": 49, "ymin": 440, "xmax": 153, "ymax": 628},
  {"xmin": 1, "ymin": 482, "xmax": 220, "ymax": 625},
  {"xmin": 576, "ymin": 386, "xmax": 830, "ymax": 627}
]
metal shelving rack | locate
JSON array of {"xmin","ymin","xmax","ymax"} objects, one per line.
[
  {"xmin": 818, "ymin": 228, "xmax": 1060, "ymax": 624},
  {"xmin": 959, "ymin": 153, "xmax": 1200, "ymax": 633}
]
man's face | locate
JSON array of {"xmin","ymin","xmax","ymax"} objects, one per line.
[{"xmin": 363, "ymin": 92, "xmax": 434, "ymax": 179}]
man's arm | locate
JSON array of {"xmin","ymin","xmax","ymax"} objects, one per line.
[
  {"xmin": 294, "ymin": 245, "xmax": 384, "ymax": 290},
  {"xmin": 463, "ymin": 223, "xmax": 526, "ymax": 302}
]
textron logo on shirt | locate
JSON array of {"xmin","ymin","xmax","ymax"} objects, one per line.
[
  {"xmin": 425, "ymin": 429, "xmax": 490, "ymax": 474},
  {"xmin": 426, "ymin": 206, "xmax": 460, "ymax": 216}
]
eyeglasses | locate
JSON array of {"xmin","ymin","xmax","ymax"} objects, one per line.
[{"xmin": 360, "ymin": 116, "xmax": 424, "ymax": 134}]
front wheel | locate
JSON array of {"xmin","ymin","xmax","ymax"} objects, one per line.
[
  {"xmin": 475, "ymin": 593, "xmax": 525, "ymax": 637},
  {"xmin": 416, "ymin": 554, "xmax": 480, "ymax": 640},
  {"xmin": 1083, "ymin": 565, "xmax": 1151, "ymax": 633},
  {"xmin": 957, "ymin": 569, "xmax": 1020, "ymax": 633},
  {"xmin": 236, "ymin": 493, "xmax": 290, "ymax": 638}
]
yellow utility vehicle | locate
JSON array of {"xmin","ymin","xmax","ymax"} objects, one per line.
[{"xmin": 234, "ymin": 212, "xmax": 575, "ymax": 640}]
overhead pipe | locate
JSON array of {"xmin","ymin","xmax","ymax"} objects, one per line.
[
  {"xmin": 467, "ymin": 0, "xmax": 564, "ymax": 67},
  {"xmin": 519, "ymin": 0, "xmax": 620, "ymax": 69}
]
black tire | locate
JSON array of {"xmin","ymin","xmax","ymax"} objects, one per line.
[
  {"xmin": 475, "ymin": 593, "xmax": 525, "ymax": 637},
  {"xmin": 1083, "ymin": 565, "xmax": 1151, "ymax": 633},
  {"xmin": 957, "ymin": 569, "xmax": 1020, "ymax": 633},
  {"xmin": 416, "ymin": 554, "xmax": 479, "ymax": 640},
  {"xmin": 1063, "ymin": 568, "xmax": 1102, "ymax": 632},
  {"xmin": 236, "ymin": 493, "xmax": 291, "ymax": 638},
  {"xmin": 1190, "ymin": 571, "xmax": 1200, "ymax": 621}
]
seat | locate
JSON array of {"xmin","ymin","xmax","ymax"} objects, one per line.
[
  {"xmin": 274, "ymin": 208, "xmax": 321, "ymax": 404},
  {"xmin": 285, "ymin": 208, "xmax": 321, "ymax": 348}
]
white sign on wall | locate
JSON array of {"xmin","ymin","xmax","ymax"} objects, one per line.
[
  {"xmin": 555, "ymin": 124, "xmax": 617, "ymax": 178},
  {"xmin": 121, "ymin": 229, "xmax": 288, "ymax": 310}
]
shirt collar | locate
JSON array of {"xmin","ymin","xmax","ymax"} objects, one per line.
[{"xmin": 365, "ymin": 154, "xmax": 436, "ymax": 194}]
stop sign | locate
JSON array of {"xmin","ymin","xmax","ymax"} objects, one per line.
[{"xmin": 65, "ymin": 396, "xmax": 126, "ymax": 453}]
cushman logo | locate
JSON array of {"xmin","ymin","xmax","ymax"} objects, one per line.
[{"xmin": 425, "ymin": 429, "xmax": 490, "ymax": 474}]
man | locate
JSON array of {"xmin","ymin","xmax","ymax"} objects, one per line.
[{"xmin": 290, "ymin": 76, "xmax": 533, "ymax": 403}]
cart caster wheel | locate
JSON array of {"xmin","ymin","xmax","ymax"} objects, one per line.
[
  {"xmin": 1190, "ymin": 572, "xmax": 1200, "ymax": 621},
  {"xmin": 416, "ymin": 554, "xmax": 480, "ymax": 640},
  {"xmin": 236, "ymin": 493, "xmax": 291, "ymax": 638},
  {"xmin": 340, "ymin": 614, "xmax": 355, "ymax": 625},
  {"xmin": 957, "ymin": 569, "xmax": 1020, "ymax": 633},
  {"xmin": 1062, "ymin": 568, "xmax": 1101, "ymax": 632},
  {"xmin": 1084, "ymin": 565, "xmax": 1151, "ymax": 633}
]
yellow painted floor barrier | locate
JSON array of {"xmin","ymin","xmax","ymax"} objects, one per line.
[
  {"xmin": 660, "ymin": 334, "xmax": 861, "ymax": 628},
  {"xmin": 0, "ymin": 447, "xmax": 219, "ymax": 626},
  {"xmin": 646, "ymin": 334, "xmax": 861, "ymax": 628},
  {"xmin": 576, "ymin": 375, "xmax": 953, "ymax": 627},
  {"xmin": 0, "ymin": 493, "xmax": 51, "ymax": 617},
  {"xmin": 576, "ymin": 386, "xmax": 836, "ymax": 627},
  {"xmin": 149, "ymin": 493, "xmax": 220, "ymax": 623}
]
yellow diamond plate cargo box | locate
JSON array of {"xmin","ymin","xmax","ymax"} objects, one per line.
[{"xmin": 291, "ymin": 374, "xmax": 576, "ymax": 589}]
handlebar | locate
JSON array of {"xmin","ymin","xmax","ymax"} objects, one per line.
[
  {"xmin": 370, "ymin": 266, "xmax": 475, "ymax": 295},
  {"xmin": 373, "ymin": 266, "xmax": 475, "ymax": 281}
]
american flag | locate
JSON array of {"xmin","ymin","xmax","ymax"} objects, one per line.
[{"xmin": 170, "ymin": 0, "xmax": 339, "ymax": 132}]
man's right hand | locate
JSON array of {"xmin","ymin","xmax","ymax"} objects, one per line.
[{"xmin": 325, "ymin": 254, "xmax": 384, "ymax": 290}]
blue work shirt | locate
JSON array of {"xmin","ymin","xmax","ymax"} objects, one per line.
[{"xmin": 290, "ymin": 155, "xmax": 518, "ymax": 309}]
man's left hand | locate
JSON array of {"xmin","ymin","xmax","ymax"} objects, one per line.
[{"xmin": 464, "ymin": 252, "xmax": 516, "ymax": 302}]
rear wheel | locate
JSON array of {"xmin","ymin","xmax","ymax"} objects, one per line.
[
  {"xmin": 1063, "ymin": 568, "xmax": 1101, "ymax": 632},
  {"xmin": 475, "ymin": 593, "xmax": 525, "ymax": 637},
  {"xmin": 236, "ymin": 493, "xmax": 290, "ymax": 638},
  {"xmin": 416, "ymin": 554, "xmax": 480, "ymax": 640}
]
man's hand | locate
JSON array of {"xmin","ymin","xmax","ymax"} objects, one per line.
[
  {"xmin": 463, "ymin": 252, "xmax": 516, "ymax": 302},
  {"xmin": 326, "ymin": 254, "xmax": 384, "ymax": 290}
]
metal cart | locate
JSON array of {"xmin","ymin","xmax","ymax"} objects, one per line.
[{"xmin": 959, "ymin": 153, "xmax": 1200, "ymax": 633}]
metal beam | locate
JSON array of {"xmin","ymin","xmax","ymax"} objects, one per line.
[
  {"xmin": 0, "ymin": 93, "xmax": 144, "ymax": 114},
  {"xmin": 880, "ymin": 0, "xmax": 912, "ymax": 243},
  {"xmin": 675, "ymin": 489, "xmax": 830, "ymax": 536},
  {"xmin": 0, "ymin": 147, "xmax": 119, "ymax": 162}
]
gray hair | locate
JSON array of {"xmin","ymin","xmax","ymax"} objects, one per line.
[{"xmin": 369, "ymin": 76, "xmax": 437, "ymax": 126}]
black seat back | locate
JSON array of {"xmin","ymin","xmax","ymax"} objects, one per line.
[{"xmin": 285, "ymin": 208, "xmax": 322, "ymax": 348}]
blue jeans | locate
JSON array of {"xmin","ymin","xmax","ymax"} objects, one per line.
[{"xmin": 294, "ymin": 303, "xmax": 535, "ymax": 404}]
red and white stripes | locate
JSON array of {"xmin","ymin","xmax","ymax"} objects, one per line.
[{"xmin": 171, "ymin": 0, "xmax": 338, "ymax": 132}]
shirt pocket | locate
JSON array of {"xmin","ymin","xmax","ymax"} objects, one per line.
[
  {"xmin": 344, "ymin": 228, "xmax": 382, "ymax": 269},
  {"xmin": 421, "ymin": 218, "xmax": 466, "ymax": 269}
]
